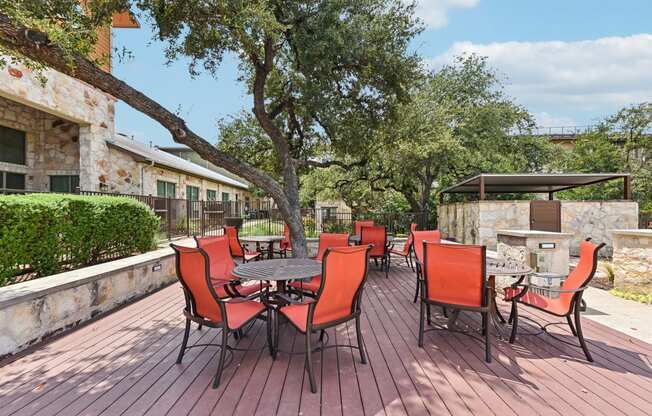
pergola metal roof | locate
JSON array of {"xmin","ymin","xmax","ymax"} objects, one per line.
[{"xmin": 440, "ymin": 173, "xmax": 631, "ymax": 200}]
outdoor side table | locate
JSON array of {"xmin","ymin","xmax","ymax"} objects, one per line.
[{"xmin": 239, "ymin": 235, "xmax": 285, "ymax": 259}]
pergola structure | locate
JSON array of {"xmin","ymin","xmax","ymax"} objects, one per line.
[{"xmin": 439, "ymin": 173, "xmax": 631, "ymax": 202}]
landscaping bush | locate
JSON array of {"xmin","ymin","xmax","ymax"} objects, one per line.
[{"xmin": 0, "ymin": 194, "xmax": 159, "ymax": 286}]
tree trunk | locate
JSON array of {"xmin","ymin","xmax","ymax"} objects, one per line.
[{"xmin": 0, "ymin": 14, "xmax": 312, "ymax": 256}]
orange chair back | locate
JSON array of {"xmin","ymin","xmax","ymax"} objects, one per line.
[
  {"xmin": 354, "ymin": 220, "xmax": 374, "ymax": 236},
  {"xmin": 400, "ymin": 223, "xmax": 418, "ymax": 254},
  {"xmin": 423, "ymin": 242, "xmax": 486, "ymax": 308},
  {"xmin": 224, "ymin": 226, "xmax": 244, "ymax": 257},
  {"xmin": 316, "ymin": 233, "xmax": 350, "ymax": 261},
  {"xmin": 280, "ymin": 223, "xmax": 292, "ymax": 250},
  {"xmin": 360, "ymin": 225, "xmax": 386, "ymax": 257},
  {"xmin": 559, "ymin": 239, "xmax": 604, "ymax": 307},
  {"xmin": 412, "ymin": 230, "xmax": 441, "ymax": 264},
  {"xmin": 195, "ymin": 235, "xmax": 235, "ymax": 280},
  {"xmin": 312, "ymin": 246, "xmax": 371, "ymax": 326},
  {"xmin": 171, "ymin": 244, "xmax": 223, "ymax": 322}
]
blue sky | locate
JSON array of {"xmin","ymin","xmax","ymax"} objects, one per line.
[{"xmin": 113, "ymin": 0, "xmax": 652, "ymax": 146}]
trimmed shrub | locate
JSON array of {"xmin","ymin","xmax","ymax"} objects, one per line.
[{"xmin": 0, "ymin": 194, "xmax": 159, "ymax": 285}]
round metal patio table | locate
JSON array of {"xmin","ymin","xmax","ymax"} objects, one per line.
[
  {"xmin": 239, "ymin": 235, "xmax": 285, "ymax": 259},
  {"xmin": 232, "ymin": 258, "xmax": 321, "ymax": 294},
  {"xmin": 349, "ymin": 234, "xmax": 395, "ymax": 244},
  {"xmin": 233, "ymin": 258, "xmax": 322, "ymax": 358}
]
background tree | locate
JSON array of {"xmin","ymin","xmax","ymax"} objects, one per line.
[
  {"xmin": 0, "ymin": 0, "xmax": 421, "ymax": 256},
  {"xmin": 341, "ymin": 55, "xmax": 553, "ymax": 224},
  {"xmin": 555, "ymin": 102, "xmax": 652, "ymax": 210}
]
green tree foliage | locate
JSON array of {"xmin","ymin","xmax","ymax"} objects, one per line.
[
  {"xmin": 0, "ymin": 0, "xmax": 421, "ymax": 256},
  {"xmin": 0, "ymin": 194, "xmax": 159, "ymax": 285},
  {"xmin": 332, "ymin": 54, "xmax": 553, "ymax": 218},
  {"xmin": 555, "ymin": 103, "xmax": 652, "ymax": 210}
]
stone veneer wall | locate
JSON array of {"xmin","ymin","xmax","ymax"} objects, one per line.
[
  {"xmin": 0, "ymin": 247, "xmax": 176, "ymax": 357},
  {"xmin": 560, "ymin": 201, "xmax": 638, "ymax": 257},
  {"xmin": 439, "ymin": 200, "xmax": 637, "ymax": 255},
  {"xmin": 0, "ymin": 61, "xmax": 115, "ymax": 192},
  {"xmin": 612, "ymin": 231, "xmax": 652, "ymax": 295},
  {"xmin": 0, "ymin": 96, "xmax": 80, "ymax": 190}
]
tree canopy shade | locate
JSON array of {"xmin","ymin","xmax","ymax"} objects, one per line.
[{"xmin": 0, "ymin": 0, "xmax": 422, "ymax": 256}]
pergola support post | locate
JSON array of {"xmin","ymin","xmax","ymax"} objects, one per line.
[
  {"xmin": 623, "ymin": 175, "xmax": 632, "ymax": 200},
  {"xmin": 479, "ymin": 175, "xmax": 485, "ymax": 201}
]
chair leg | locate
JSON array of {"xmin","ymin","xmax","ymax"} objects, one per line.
[
  {"xmin": 305, "ymin": 332, "xmax": 317, "ymax": 393},
  {"xmin": 566, "ymin": 315, "xmax": 578, "ymax": 336},
  {"xmin": 267, "ymin": 309, "xmax": 276, "ymax": 360},
  {"xmin": 413, "ymin": 277, "xmax": 419, "ymax": 303},
  {"xmin": 418, "ymin": 300, "xmax": 425, "ymax": 348},
  {"xmin": 483, "ymin": 312, "xmax": 491, "ymax": 363},
  {"xmin": 574, "ymin": 305, "xmax": 593, "ymax": 362},
  {"xmin": 355, "ymin": 316, "xmax": 367, "ymax": 364},
  {"xmin": 427, "ymin": 304, "xmax": 432, "ymax": 326},
  {"xmin": 509, "ymin": 301, "xmax": 518, "ymax": 344},
  {"xmin": 319, "ymin": 330, "xmax": 326, "ymax": 343},
  {"xmin": 385, "ymin": 255, "xmax": 390, "ymax": 278},
  {"xmin": 212, "ymin": 329, "xmax": 229, "ymax": 389},
  {"xmin": 197, "ymin": 323, "xmax": 203, "ymax": 331},
  {"xmin": 176, "ymin": 319, "xmax": 191, "ymax": 364}
]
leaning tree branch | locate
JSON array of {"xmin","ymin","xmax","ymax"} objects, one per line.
[{"xmin": 0, "ymin": 13, "xmax": 289, "ymax": 203}]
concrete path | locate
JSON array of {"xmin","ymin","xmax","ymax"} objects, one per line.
[{"xmin": 583, "ymin": 287, "xmax": 652, "ymax": 344}]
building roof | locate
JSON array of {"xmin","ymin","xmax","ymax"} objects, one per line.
[
  {"xmin": 441, "ymin": 173, "xmax": 630, "ymax": 195},
  {"xmin": 107, "ymin": 135, "xmax": 249, "ymax": 190},
  {"xmin": 155, "ymin": 145, "xmax": 251, "ymax": 185}
]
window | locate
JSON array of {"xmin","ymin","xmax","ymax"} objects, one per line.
[
  {"xmin": 186, "ymin": 185, "xmax": 199, "ymax": 201},
  {"xmin": 0, "ymin": 126, "xmax": 26, "ymax": 165},
  {"xmin": 221, "ymin": 192, "xmax": 230, "ymax": 202},
  {"xmin": 206, "ymin": 189, "xmax": 217, "ymax": 201},
  {"xmin": 50, "ymin": 175, "xmax": 79, "ymax": 193},
  {"xmin": 0, "ymin": 171, "xmax": 25, "ymax": 190},
  {"xmin": 156, "ymin": 180, "xmax": 176, "ymax": 198}
]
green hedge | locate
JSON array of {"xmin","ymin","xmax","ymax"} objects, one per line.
[{"xmin": 0, "ymin": 194, "xmax": 159, "ymax": 286}]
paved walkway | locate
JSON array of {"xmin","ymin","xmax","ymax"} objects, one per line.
[{"xmin": 583, "ymin": 287, "xmax": 652, "ymax": 345}]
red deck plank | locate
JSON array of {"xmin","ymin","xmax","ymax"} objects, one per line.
[{"xmin": 1, "ymin": 265, "xmax": 651, "ymax": 416}]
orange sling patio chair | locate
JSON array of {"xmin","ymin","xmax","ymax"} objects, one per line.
[
  {"xmin": 274, "ymin": 223, "xmax": 293, "ymax": 258},
  {"xmin": 390, "ymin": 223, "xmax": 417, "ymax": 271},
  {"xmin": 223, "ymin": 226, "xmax": 262, "ymax": 263},
  {"xmin": 419, "ymin": 241, "xmax": 492, "ymax": 363},
  {"xmin": 411, "ymin": 229, "xmax": 441, "ymax": 303},
  {"xmin": 170, "ymin": 244, "xmax": 267, "ymax": 389},
  {"xmin": 354, "ymin": 220, "xmax": 374, "ymax": 236},
  {"xmin": 504, "ymin": 238, "xmax": 605, "ymax": 361},
  {"xmin": 360, "ymin": 225, "xmax": 389, "ymax": 278},
  {"xmin": 287, "ymin": 232, "xmax": 350, "ymax": 294},
  {"xmin": 194, "ymin": 235, "xmax": 269, "ymax": 299},
  {"xmin": 278, "ymin": 245, "xmax": 372, "ymax": 393}
]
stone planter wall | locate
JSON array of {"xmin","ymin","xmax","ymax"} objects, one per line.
[
  {"xmin": 0, "ymin": 247, "xmax": 177, "ymax": 358},
  {"xmin": 612, "ymin": 230, "xmax": 652, "ymax": 295}
]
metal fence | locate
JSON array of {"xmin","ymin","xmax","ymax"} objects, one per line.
[{"xmin": 3, "ymin": 188, "xmax": 432, "ymax": 239}]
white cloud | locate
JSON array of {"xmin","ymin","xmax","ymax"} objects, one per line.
[
  {"xmin": 534, "ymin": 112, "xmax": 578, "ymax": 128},
  {"xmin": 427, "ymin": 34, "xmax": 652, "ymax": 124},
  {"xmin": 413, "ymin": 0, "xmax": 479, "ymax": 29}
]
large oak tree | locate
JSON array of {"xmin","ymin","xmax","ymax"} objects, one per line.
[{"xmin": 0, "ymin": 0, "xmax": 421, "ymax": 256}]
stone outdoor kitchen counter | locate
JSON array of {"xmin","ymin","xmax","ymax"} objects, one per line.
[{"xmin": 611, "ymin": 229, "xmax": 652, "ymax": 296}]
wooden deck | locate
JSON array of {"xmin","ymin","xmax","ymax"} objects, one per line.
[{"xmin": 2, "ymin": 264, "xmax": 652, "ymax": 416}]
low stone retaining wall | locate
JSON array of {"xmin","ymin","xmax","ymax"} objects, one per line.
[
  {"xmin": 0, "ymin": 247, "xmax": 176, "ymax": 357},
  {"xmin": 612, "ymin": 230, "xmax": 652, "ymax": 295}
]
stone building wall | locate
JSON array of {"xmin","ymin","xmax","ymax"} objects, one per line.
[
  {"xmin": 561, "ymin": 201, "xmax": 639, "ymax": 257},
  {"xmin": 0, "ymin": 61, "xmax": 115, "ymax": 192},
  {"xmin": 0, "ymin": 96, "xmax": 80, "ymax": 191},
  {"xmin": 438, "ymin": 202, "xmax": 479, "ymax": 244},
  {"xmin": 478, "ymin": 201, "xmax": 531, "ymax": 250},
  {"xmin": 612, "ymin": 231, "xmax": 652, "ymax": 295}
]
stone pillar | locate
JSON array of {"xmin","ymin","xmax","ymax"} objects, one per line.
[{"xmin": 612, "ymin": 230, "xmax": 652, "ymax": 295}]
